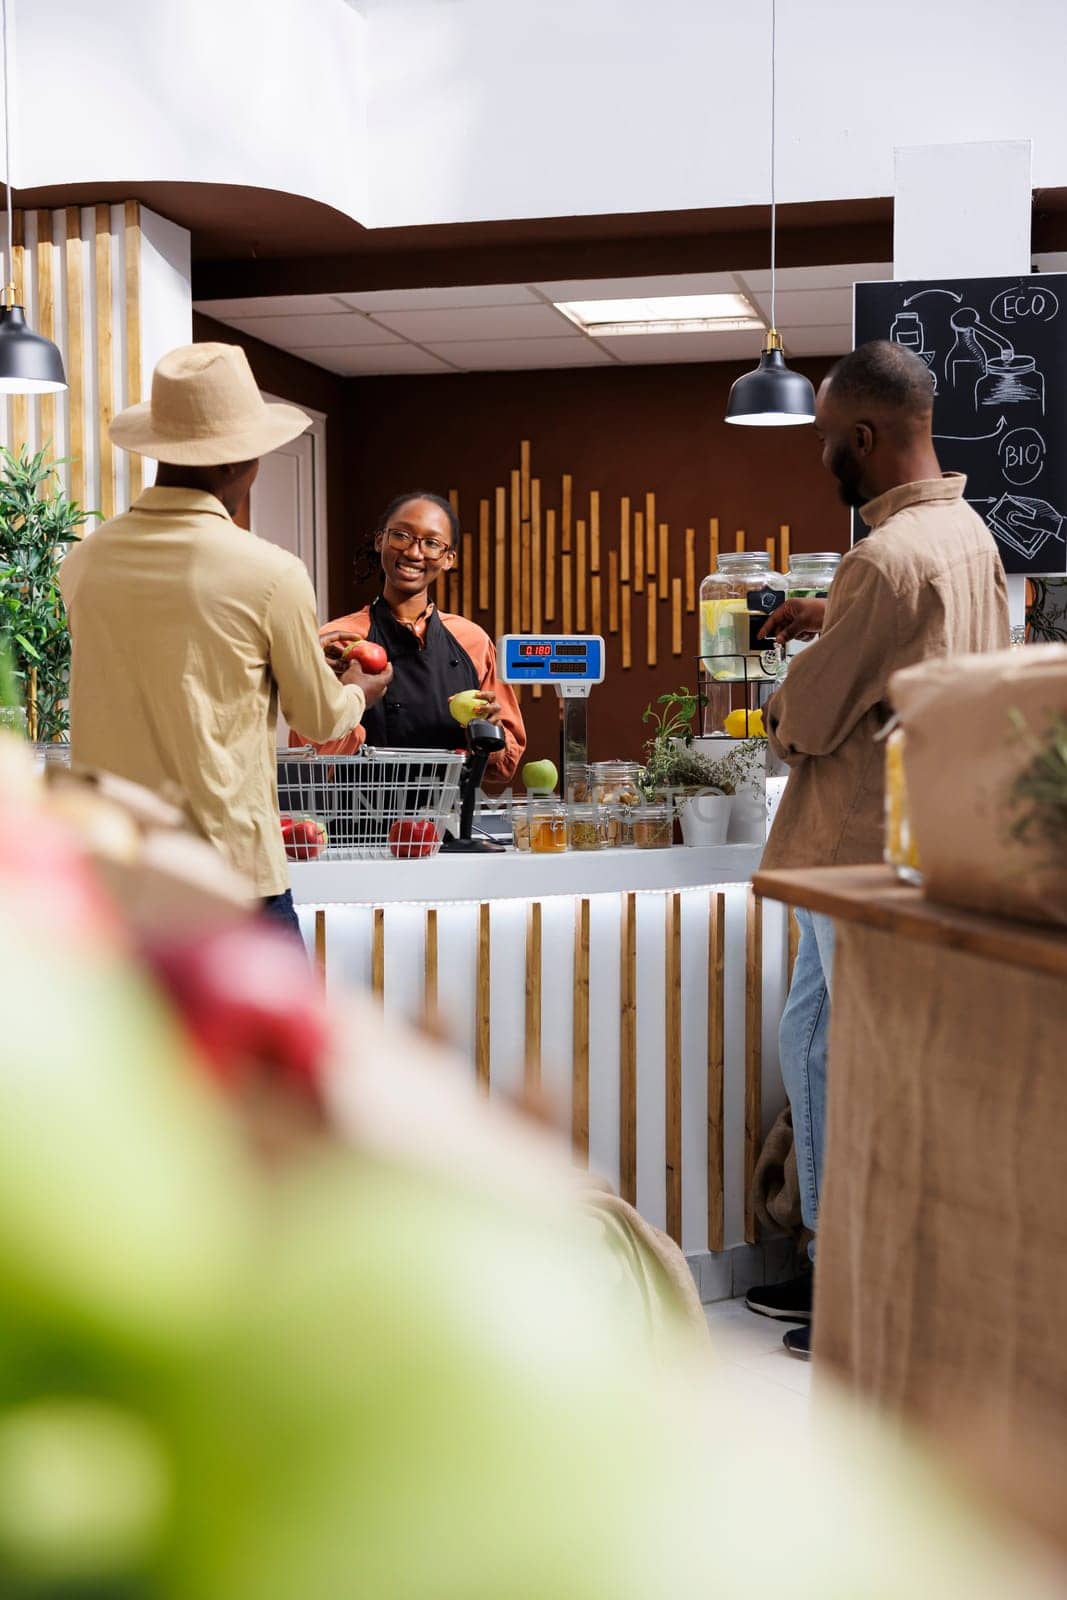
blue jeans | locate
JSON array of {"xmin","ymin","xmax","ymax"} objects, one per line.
[
  {"xmin": 778, "ymin": 908, "xmax": 835, "ymax": 1262},
  {"xmin": 261, "ymin": 889, "xmax": 304, "ymax": 941}
]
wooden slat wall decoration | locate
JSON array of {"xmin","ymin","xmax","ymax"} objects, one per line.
[
  {"xmin": 619, "ymin": 891, "xmax": 637, "ymax": 1205},
  {"xmin": 544, "ymin": 507, "xmax": 557, "ymax": 623},
  {"xmin": 447, "ymin": 489, "xmax": 461, "ymax": 614},
  {"xmin": 665, "ymin": 892, "xmax": 682, "ymax": 1244},
  {"xmin": 735, "ymin": 528, "xmax": 746, "ymax": 553},
  {"xmin": 561, "ymin": 473, "xmax": 573, "ymax": 553},
  {"xmin": 561, "ymin": 552, "xmax": 573, "ymax": 633},
  {"xmin": 35, "ymin": 210, "xmax": 58, "ymax": 457},
  {"xmin": 11, "ymin": 212, "xmax": 28, "ymax": 453},
  {"xmin": 646, "ymin": 580, "xmax": 658, "ymax": 667},
  {"xmin": 671, "ymin": 578, "xmax": 683, "ymax": 656},
  {"xmin": 589, "ymin": 489, "xmax": 601, "ymax": 572},
  {"xmin": 780, "ymin": 523, "xmax": 791, "ymax": 572},
  {"xmin": 744, "ymin": 890, "xmax": 764, "ymax": 1245},
  {"xmin": 591, "ymin": 573, "xmax": 602, "ymax": 636},
  {"xmin": 94, "ymin": 204, "xmax": 116, "ymax": 521},
  {"xmin": 608, "ymin": 549, "xmax": 619, "ymax": 634},
  {"xmin": 646, "ymin": 508, "xmax": 656, "ymax": 580},
  {"xmin": 123, "ymin": 202, "xmax": 143, "ymax": 501},
  {"xmin": 494, "ymin": 486, "xmax": 507, "ymax": 638},
  {"xmin": 530, "ymin": 479, "xmax": 542, "ymax": 630},
  {"xmin": 707, "ymin": 891, "xmax": 726, "ymax": 1251},
  {"xmin": 621, "ymin": 584, "xmax": 632, "ymax": 668},
  {"xmin": 658, "ymin": 522, "xmax": 669, "ymax": 596},
  {"xmin": 634, "ymin": 511, "xmax": 645, "ymax": 593},
  {"xmin": 424, "ymin": 907, "xmax": 439, "ymax": 1028},
  {"xmin": 684, "ymin": 527, "xmax": 696, "ymax": 612},
  {"xmin": 315, "ymin": 909, "xmax": 328, "ymax": 986},
  {"xmin": 572, "ymin": 897, "xmax": 591, "ymax": 1162},
  {"xmin": 619, "ymin": 496, "xmax": 631, "ymax": 583},
  {"xmin": 478, "ymin": 498, "xmax": 490, "ymax": 611},
  {"xmin": 520, "ymin": 439, "xmax": 531, "ymax": 518},
  {"xmin": 476, "ymin": 903, "xmax": 491, "ymax": 1091},
  {"xmin": 575, "ymin": 517, "xmax": 587, "ymax": 631},
  {"xmin": 509, "ymin": 470, "xmax": 521, "ymax": 632},
  {"xmin": 64, "ymin": 208, "xmax": 86, "ymax": 511},
  {"xmin": 524, "ymin": 901, "xmax": 542, "ymax": 1090},
  {"xmin": 709, "ymin": 516, "xmax": 720, "ymax": 574},
  {"xmin": 461, "ymin": 532, "xmax": 474, "ymax": 618},
  {"xmin": 371, "ymin": 906, "xmax": 388, "ymax": 997},
  {"xmin": 765, "ymin": 533, "xmax": 776, "ymax": 570}
]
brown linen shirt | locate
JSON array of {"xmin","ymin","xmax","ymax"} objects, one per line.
[
  {"xmin": 60, "ymin": 488, "xmax": 364, "ymax": 896},
  {"xmin": 761, "ymin": 474, "xmax": 1010, "ymax": 871}
]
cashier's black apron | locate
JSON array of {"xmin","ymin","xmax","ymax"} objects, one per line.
[{"xmin": 359, "ymin": 596, "xmax": 479, "ymax": 751}]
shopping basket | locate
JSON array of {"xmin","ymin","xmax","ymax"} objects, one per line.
[{"xmin": 276, "ymin": 746, "xmax": 465, "ymax": 860}]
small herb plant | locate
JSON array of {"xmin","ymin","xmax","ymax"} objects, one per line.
[
  {"xmin": 0, "ymin": 445, "xmax": 93, "ymax": 742},
  {"xmin": 640, "ymin": 686, "xmax": 764, "ymax": 798},
  {"xmin": 1007, "ymin": 707, "xmax": 1067, "ymax": 867}
]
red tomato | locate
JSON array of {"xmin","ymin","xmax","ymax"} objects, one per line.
[
  {"xmin": 283, "ymin": 818, "xmax": 327, "ymax": 861},
  {"xmin": 388, "ymin": 819, "xmax": 440, "ymax": 860},
  {"xmin": 341, "ymin": 639, "xmax": 389, "ymax": 674}
]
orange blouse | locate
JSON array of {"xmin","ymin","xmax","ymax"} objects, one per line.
[{"xmin": 288, "ymin": 603, "xmax": 526, "ymax": 785}]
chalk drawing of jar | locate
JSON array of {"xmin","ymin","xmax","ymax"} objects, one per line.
[{"xmin": 975, "ymin": 353, "xmax": 1045, "ymax": 416}]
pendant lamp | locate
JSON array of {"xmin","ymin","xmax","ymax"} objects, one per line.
[
  {"xmin": 0, "ymin": 0, "xmax": 65, "ymax": 395},
  {"xmin": 725, "ymin": 0, "xmax": 813, "ymax": 427}
]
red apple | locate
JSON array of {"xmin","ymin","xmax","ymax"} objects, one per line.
[
  {"xmin": 388, "ymin": 819, "xmax": 440, "ymax": 860},
  {"xmin": 341, "ymin": 639, "xmax": 389, "ymax": 674},
  {"xmin": 283, "ymin": 818, "xmax": 327, "ymax": 862}
]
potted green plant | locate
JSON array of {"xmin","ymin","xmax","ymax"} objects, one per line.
[
  {"xmin": 641, "ymin": 687, "xmax": 737, "ymax": 845},
  {"xmin": 0, "ymin": 445, "xmax": 92, "ymax": 743}
]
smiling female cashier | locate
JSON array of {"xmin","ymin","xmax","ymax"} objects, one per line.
[{"xmin": 290, "ymin": 491, "xmax": 525, "ymax": 783}]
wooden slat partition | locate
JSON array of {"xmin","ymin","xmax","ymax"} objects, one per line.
[
  {"xmin": 35, "ymin": 210, "xmax": 58, "ymax": 458},
  {"xmin": 621, "ymin": 584, "xmax": 632, "ymax": 668},
  {"xmin": 634, "ymin": 511, "xmax": 645, "ymax": 593},
  {"xmin": 572, "ymin": 898, "xmax": 590, "ymax": 1162},
  {"xmin": 619, "ymin": 891, "xmax": 637, "ymax": 1205},
  {"xmin": 494, "ymin": 486, "xmax": 507, "ymax": 639},
  {"xmin": 531, "ymin": 479, "xmax": 542, "ymax": 630},
  {"xmin": 123, "ymin": 202, "xmax": 143, "ymax": 500},
  {"xmin": 645, "ymin": 493, "xmax": 656, "ymax": 576},
  {"xmin": 11, "ymin": 211, "xmax": 27, "ymax": 449},
  {"xmin": 476, "ymin": 903, "xmax": 491, "ymax": 1091},
  {"xmin": 765, "ymin": 534, "xmax": 776, "ymax": 570},
  {"xmin": 462, "ymin": 531, "xmax": 474, "ymax": 618},
  {"xmin": 372, "ymin": 907, "xmax": 386, "ymax": 998},
  {"xmin": 709, "ymin": 516, "xmax": 719, "ymax": 574},
  {"xmin": 315, "ymin": 909, "xmax": 328, "ymax": 986},
  {"xmin": 94, "ymin": 204, "xmax": 116, "ymax": 520},
  {"xmin": 64, "ymin": 208, "xmax": 85, "ymax": 511},
  {"xmin": 646, "ymin": 580, "xmax": 658, "ymax": 667},
  {"xmin": 562, "ymin": 552, "xmax": 573, "ymax": 633},
  {"xmin": 735, "ymin": 528, "xmax": 746, "ymax": 553},
  {"xmin": 608, "ymin": 549, "xmax": 619, "ymax": 633},
  {"xmin": 707, "ymin": 891, "xmax": 725, "ymax": 1251},
  {"xmin": 671, "ymin": 578, "xmax": 683, "ymax": 655},
  {"xmin": 446, "ymin": 491, "xmax": 460, "ymax": 614},
  {"xmin": 744, "ymin": 890, "xmax": 764, "ymax": 1244},
  {"xmin": 478, "ymin": 498, "xmax": 490, "ymax": 611},
  {"xmin": 509, "ymin": 469, "xmax": 521, "ymax": 632},
  {"xmin": 424, "ymin": 907, "xmax": 439, "ymax": 1028},
  {"xmin": 575, "ymin": 517, "xmax": 587, "ymax": 630},
  {"xmin": 619, "ymin": 496, "xmax": 631, "ymax": 583},
  {"xmin": 665, "ymin": 892, "xmax": 682, "ymax": 1244},
  {"xmin": 520, "ymin": 439, "xmax": 531, "ymax": 518},
  {"xmin": 544, "ymin": 507, "xmax": 557, "ymax": 623},
  {"xmin": 589, "ymin": 489, "xmax": 601, "ymax": 572},
  {"xmin": 525, "ymin": 901, "xmax": 542, "ymax": 1090},
  {"xmin": 591, "ymin": 573, "xmax": 602, "ymax": 636},
  {"xmin": 561, "ymin": 473, "xmax": 573, "ymax": 552},
  {"xmin": 659, "ymin": 522, "xmax": 669, "ymax": 595},
  {"xmin": 780, "ymin": 523, "xmax": 791, "ymax": 572},
  {"xmin": 684, "ymin": 527, "xmax": 696, "ymax": 612}
]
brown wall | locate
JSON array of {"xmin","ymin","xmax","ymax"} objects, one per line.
[{"xmin": 340, "ymin": 359, "xmax": 846, "ymax": 768}]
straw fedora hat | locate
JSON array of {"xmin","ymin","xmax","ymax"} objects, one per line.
[{"xmin": 109, "ymin": 343, "xmax": 311, "ymax": 465}]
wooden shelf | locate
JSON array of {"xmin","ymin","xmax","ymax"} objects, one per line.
[{"xmin": 753, "ymin": 864, "xmax": 1067, "ymax": 982}]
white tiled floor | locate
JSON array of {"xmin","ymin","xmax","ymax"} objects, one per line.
[{"xmin": 704, "ymin": 1297, "xmax": 812, "ymax": 1427}]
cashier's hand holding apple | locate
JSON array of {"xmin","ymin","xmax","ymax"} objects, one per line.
[{"xmin": 758, "ymin": 597, "xmax": 827, "ymax": 645}]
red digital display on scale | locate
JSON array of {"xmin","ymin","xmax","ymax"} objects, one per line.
[{"xmin": 519, "ymin": 643, "xmax": 553, "ymax": 657}]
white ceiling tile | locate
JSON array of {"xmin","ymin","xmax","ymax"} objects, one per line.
[
  {"xmin": 424, "ymin": 338, "xmax": 613, "ymax": 371},
  {"xmin": 778, "ymin": 325, "xmax": 853, "ymax": 357},
  {"xmin": 337, "ymin": 284, "xmax": 540, "ymax": 311},
  {"xmin": 737, "ymin": 262, "xmax": 893, "ymax": 293},
  {"xmin": 195, "ymin": 294, "xmax": 351, "ymax": 319},
  {"xmin": 750, "ymin": 288, "xmax": 852, "ymax": 326},
  {"xmin": 533, "ymin": 271, "xmax": 743, "ymax": 303},
  {"xmin": 592, "ymin": 329, "xmax": 766, "ymax": 364},
  {"xmin": 222, "ymin": 313, "xmax": 404, "ymax": 349},
  {"xmin": 295, "ymin": 345, "xmax": 459, "ymax": 375},
  {"xmin": 370, "ymin": 303, "xmax": 575, "ymax": 341}
]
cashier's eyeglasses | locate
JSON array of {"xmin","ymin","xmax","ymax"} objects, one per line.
[{"xmin": 383, "ymin": 526, "xmax": 454, "ymax": 560}]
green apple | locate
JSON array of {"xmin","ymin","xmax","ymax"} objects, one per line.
[
  {"xmin": 448, "ymin": 690, "xmax": 484, "ymax": 728},
  {"xmin": 521, "ymin": 758, "xmax": 558, "ymax": 794}
]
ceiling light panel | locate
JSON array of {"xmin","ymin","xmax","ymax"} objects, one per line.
[{"xmin": 555, "ymin": 292, "xmax": 763, "ymax": 337}]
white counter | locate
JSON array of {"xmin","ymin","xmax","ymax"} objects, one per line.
[{"xmin": 290, "ymin": 842, "xmax": 764, "ymax": 906}]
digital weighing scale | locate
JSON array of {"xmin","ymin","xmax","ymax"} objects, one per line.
[{"xmin": 498, "ymin": 634, "xmax": 606, "ymax": 791}]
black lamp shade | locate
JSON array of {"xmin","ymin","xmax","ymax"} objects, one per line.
[
  {"xmin": 725, "ymin": 345, "xmax": 815, "ymax": 427},
  {"xmin": 0, "ymin": 305, "xmax": 67, "ymax": 394}
]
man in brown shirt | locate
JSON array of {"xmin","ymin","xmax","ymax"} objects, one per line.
[{"xmin": 744, "ymin": 341, "xmax": 1009, "ymax": 1355}]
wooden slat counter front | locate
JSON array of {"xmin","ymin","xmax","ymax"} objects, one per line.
[{"xmin": 755, "ymin": 865, "xmax": 1067, "ymax": 1548}]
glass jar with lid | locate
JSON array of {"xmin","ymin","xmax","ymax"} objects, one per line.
[
  {"xmin": 786, "ymin": 552, "xmax": 841, "ymax": 599},
  {"xmin": 633, "ymin": 800, "xmax": 674, "ymax": 850},
  {"xmin": 529, "ymin": 799, "xmax": 568, "ymax": 854},
  {"xmin": 699, "ymin": 551, "xmax": 787, "ymax": 681},
  {"xmin": 567, "ymin": 803, "xmax": 603, "ymax": 852},
  {"xmin": 591, "ymin": 760, "xmax": 643, "ymax": 848}
]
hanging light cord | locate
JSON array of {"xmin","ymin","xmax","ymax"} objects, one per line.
[
  {"xmin": 0, "ymin": 0, "xmax": 12, "ymax": 303},
  {"xmin": 769, "ymin": 0, "xmax": 777, "ymax": 335}
]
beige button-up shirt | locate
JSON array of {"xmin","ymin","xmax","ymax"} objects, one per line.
[
  {"xmin": 60, "ymin": 488, "xmax": 364, "ymax": 895},
  {"xmin": 762, "ymin": 474, "xmax": 1010, "ymax": 871}
]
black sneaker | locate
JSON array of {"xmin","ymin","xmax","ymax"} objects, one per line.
[
  {"xmin": 744, "ymin": 1272, "xmax": 813, "ymax": 1322},
  {"xmin": 783, "ymin": 1324, "xmax": 811, "ymax": 1360}
]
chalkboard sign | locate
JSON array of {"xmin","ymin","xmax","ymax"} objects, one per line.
[{"xmin": 853, "ymin": 274, "xmax": 1067, "ymax": 575}]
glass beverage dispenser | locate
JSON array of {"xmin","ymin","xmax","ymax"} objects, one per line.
[{"xmin": 699, "ymin": 551, "xmax": 786, "ymax": 734}]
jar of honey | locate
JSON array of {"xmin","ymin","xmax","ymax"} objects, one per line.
[
  {"xmin": 530, "ymin": 800, "xmax": 568, "ymax": 854},
  {"xmin": 884, "ymin": 726, "xmax": 922, "ymax": 884}
]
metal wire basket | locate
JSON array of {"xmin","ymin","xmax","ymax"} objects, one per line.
[{"xmin": 276, "ymin": 746, "xmax": 465, "ymax": 860}]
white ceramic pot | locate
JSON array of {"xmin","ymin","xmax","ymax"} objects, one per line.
[{"xmin": 676, "ymin": 788, "xmax": 733, "ymax": 846}]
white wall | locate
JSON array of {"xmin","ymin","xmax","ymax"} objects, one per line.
[{"xmin": 14, "ymin": 0, "xmax": 1067, "ymax": 232}]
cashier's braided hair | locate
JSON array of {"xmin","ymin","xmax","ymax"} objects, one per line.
[{"xmin": 353, "ymin": 491, "xmax": 461, "ymax": 591}]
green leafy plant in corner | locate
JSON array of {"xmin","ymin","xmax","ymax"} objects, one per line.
[
  {"xmin": 0, "ymin": 445, "xmax": 93, "ymax": 742},
  {"xmin": 1007, "ymin": 707, "xmax": 1067, "ymax": 868}
]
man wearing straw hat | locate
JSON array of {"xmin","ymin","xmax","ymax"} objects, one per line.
[{"xmin": 60, "ymin": 343, "xmax": 391, "ymax": 932}]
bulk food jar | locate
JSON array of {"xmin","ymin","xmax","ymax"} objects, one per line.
[
  {"xmin": 785, "ymin": 552, "xmax": 840, "ymax": 599},
  {"xmin": 591, "ymin": 760, "xmax": 643, "ymax": 848}
]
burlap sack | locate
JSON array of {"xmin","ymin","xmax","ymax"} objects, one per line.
[{"xmin": 889, "ymin": 645, "xmax": 1067, "ymax": 927}]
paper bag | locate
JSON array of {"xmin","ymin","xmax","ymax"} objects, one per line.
[{"xmin": 889, "ymin": 646, "xmax": 1067, "ymax": 927}]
